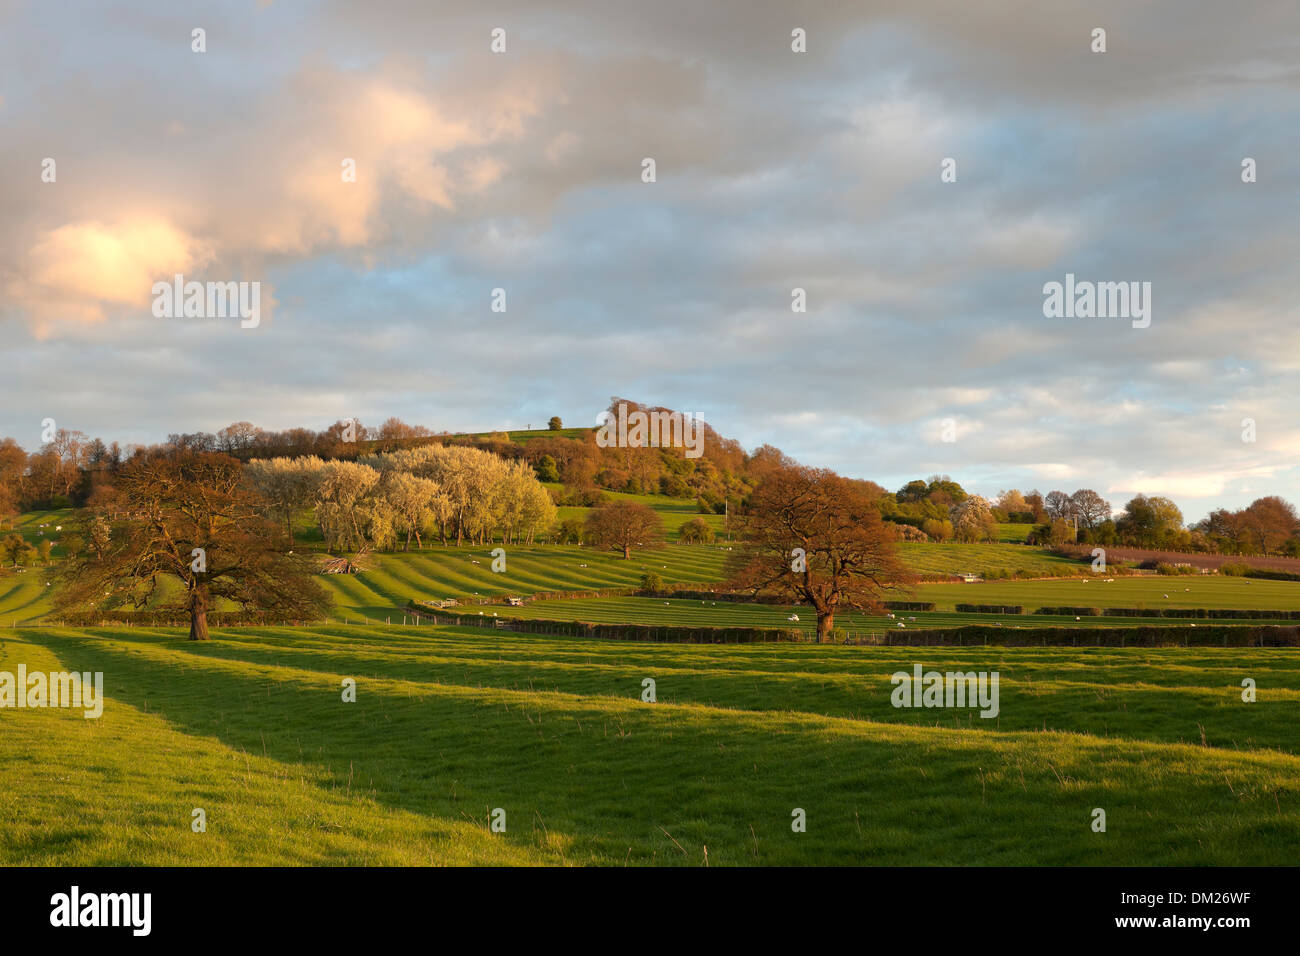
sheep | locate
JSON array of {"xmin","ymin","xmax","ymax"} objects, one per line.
[{"xmin": 788, "ymin": 614, "xmax": 800, "ymax": 622}]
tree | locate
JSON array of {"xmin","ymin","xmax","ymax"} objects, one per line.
[
  {"xmin": 584, "ymin": 501, "xmax": 664, "ymax": 559},
  {"xmin": 244, "ymin": 456, "xmax": 322, "ymax": 546},
  {"xmin": 548, "ymin": 417, "xmax": 563, "ymax": 431},
  {"xmin": 535, "ymin": 454, "xmax": 560, "ymax": 483},
  {"xmin": 1069, "ymin": 489, "xmax": 1111, "ymax": 529},
  {"xmin": 1117, "ymin": 494, "xmax": 1183, "ymax": 548},
  {"xmin": 678, "ymin": 517, "xmax": 714, "ymax": 544},
  {"xmin": 0, "ymin": 438, "xmax": 27, "ymax": 515},
  {"xmin": 1241, "ymin": 496, "xmax": 1300, "ymax": 555},
  {"xmin": 312, "ymin": 460, "xmax": 381, "ymax": 551},
  {"xmin": 1023, "ymin": 490, "xmax": 1046, "ymax": 522},
  {"xmin": 553, "ymin": 516, "xmax": 584, "ymax": 544},
  {"xmin": 995, "ymin": 489, "xmax": 1029, "ymax": 516},
  {"xmin": 1044, "ymin": 490, "xmax": 1074, "ymax": 521},
  {"xmin": 58, "ymin": 451, "xmax": 327, "ymax": 640},
  {"xmin": 89, "ymin": 515, "xmax": 112, "ymax": 559},
  {"xmin": 379, "ymin": 471, "xmax": 440, "ymax": 551},
  {"xmin": 216, "ymin": 421, "xmax": 262, "ymax": 455},
  {"xmin": 724, "ymin": 464, "xmax": 916, "ymax": 642},
  {"xmin": 61, "ymin": 533, "xmax": 85, "ymax": 561},
  {"xmin": 949, "ymin": 495, "xmax": 997, "ymax": 542},
  {"xmin": 896, "ymin": 480, "xmax": 930, "ymax": 503},
  {"xmin": 920, "ymin": 518, "xmax": 953, "ymax": 542},
  {"xmin": 1046, "ymin": 518, "xmax": 1075, "ymax": 548},
  {"xmin": 2, "ymin": 533, "xmax": 28, "ymax": 568}
]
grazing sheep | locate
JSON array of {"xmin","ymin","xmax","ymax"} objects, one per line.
[{"xmin": 788, "ymin": 614, "xmax": 799, "ymax": 622}]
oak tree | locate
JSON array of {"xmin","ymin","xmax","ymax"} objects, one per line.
[
  {"xmin": 59, "ymin": 451, "xmax": 327, "ymax": 640},
  {"xmin": 725, "ymin": 464, "xmax": 916, "ymax": 642}
]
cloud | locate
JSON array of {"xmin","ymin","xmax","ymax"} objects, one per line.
[
  {"xmin": 2, "ymin": 0, "xmax": 1300, "ymax": 518},
  {"xmin": 10, "ymin": 218, "xmax": 207, "ymax": 334}
]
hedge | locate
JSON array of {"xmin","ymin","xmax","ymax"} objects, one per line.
[
  {"xmin": 408, "ymin": 602, "xmax": 805, "ymax": 643},
  {"xmin": 955, "ymin": 604, "xmax": 1025, "ymax": 614},
  {"xmin": 407, "ymin": 602, "xmax": 1300, "ymax": 646},
  {"xmin": 1100, "ymin": 607, "xmax": 1300, "ymax": 620},
  {"xmin": 51, "ymin": 609, "xmax": 327, "ymax": 627},
  {"xmin": 861, "ymin": 624, "xmax": 1300, "ymax": 647}
]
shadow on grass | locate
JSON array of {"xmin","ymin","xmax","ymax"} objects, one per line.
[{"xmin": 21, "ymin": 628, "xmax": 1300, "ymax": 865}]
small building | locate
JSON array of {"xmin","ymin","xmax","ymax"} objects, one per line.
[{"xmin": 507, "ymin": 596, "xmax": 524, "ymax": 607}]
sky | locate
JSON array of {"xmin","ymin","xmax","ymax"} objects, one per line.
[{"xmin": 2, "ymin": 0, "xmax": 1299, "ymax": 522}]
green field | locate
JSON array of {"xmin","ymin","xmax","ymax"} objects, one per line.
[
  {"xmin": 317, "ymin": 545, "xmax": 729, "ymax": 619},
  {"xmin": 898, "ymin": 542, "xmax": 1084, "ymax": 577},
  {"xmin": 3, "ymin": 624, "xmax": 1297, "ymax": 865},
  {"xmin": 921, "ymin": 576, "xmax": 1300, "ymax": 611}
]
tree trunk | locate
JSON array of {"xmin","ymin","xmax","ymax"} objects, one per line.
[
  {"xmin": 623, "ymin": 544, "xmax": 631, "ymax": 559},
  {"xmin": 815, "ymin": 611, "xmax": 834, "ymax": 644},
  {"xmin": 285, "ymin": 511, "xmax": 294, "ymax": 547},
  {"xmin": 189, "ymin": 584, "xmax": 210, "ymax": 641}
]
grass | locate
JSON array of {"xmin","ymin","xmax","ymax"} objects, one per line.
[
  {"xmin": 920, "ymin": 575, "xmax": 1300, "ymax": 611},
  {"xmin": 898, "ymin": 542, "xmax": 1085, "ymax": 577},
  {"xmin": 996, "ymin": 523, "xmax": 1034, "ymax": 543},
  {"xmin": 486, "ymin": 593, "xmax": 1300, "ymax": 633},
  {"xmin": 316, "ymin": 545, "xmax": 729, "ymax": 619},
  {"xmin": 3, "ymin": 624, "xmax": 1298, "ymax": 865}
]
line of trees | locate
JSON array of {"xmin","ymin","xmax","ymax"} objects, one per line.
[
  {"xmin": 244, "ymin": 444, "xmax": 558, "ymax": 552},
  {"xmin": 0, "ymin": 400, "xmax": 788, "ymax": 519}
]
